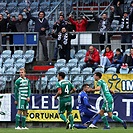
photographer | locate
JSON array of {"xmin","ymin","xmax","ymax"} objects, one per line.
[{"xmin": 52, "ymin": 27, "xmax": 76, "ymax": 62}]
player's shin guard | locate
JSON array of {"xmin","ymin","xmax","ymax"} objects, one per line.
[
  {"xmin": 101, "ymin": 115, "xmax": 109, "ymax": 127},
  {"xmin": 15, "ymin": 114, "xmax": 20, "ymax": 127},
  {"xmin": 22, "ymin": 116, "xmax": 26, "ymax": 128},
  {"xmin": 60, "ymin": 114, "xmax": 67, "ymax": 123},
  {"xmin": 92, "ymin": 114, "xmax": 101, "ymax": 125},
  {"xmin": 111, "ymin": 115, "xmax": 123, "ymax": 123},
  {"xmin": 68, "ymin": 114, "xmax": 74, "ymax": 128}
]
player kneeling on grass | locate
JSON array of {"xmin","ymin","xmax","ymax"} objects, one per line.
[
  {"xmin": 14, "ymin": 68, "xmax": 31, "ymax": 130},
  {"xmin": 54, "ymin": 72, "xmax": 76, "ymax": 130},
  {"xmin": 88, "ymin": 72, "xmax": 127, "ymax": 129},
  {"xmin": 74, "ymin": 84, "xmax": 100, "ymax": 129}
]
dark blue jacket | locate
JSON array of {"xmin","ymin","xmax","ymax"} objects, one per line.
[{"xmin": 29, "ymin": 12, "xmax": 49, "ymax": 35}]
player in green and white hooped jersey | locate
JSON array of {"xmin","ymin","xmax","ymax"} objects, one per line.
[
  {"xmin": 14, "ymin": 68, "xmax": 31, "ymax": 130},
  {"xmin": 88, "ymin": 72, "xmax": 127, "ymax": 129},
  {"xmin": 54, "ymin": 72, "xmax": 76, "ymax": 130}
]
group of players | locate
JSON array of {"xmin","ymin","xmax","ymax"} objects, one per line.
[{"xmin": 14, "ymin": 68, "xmax": 127, "ymax": 130}]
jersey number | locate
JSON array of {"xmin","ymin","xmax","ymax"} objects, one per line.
[{"xmin": 65, "ymin": 85, "xmax": 69, "ymax": 94}]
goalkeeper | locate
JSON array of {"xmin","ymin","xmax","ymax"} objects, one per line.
[{"xmin": 74, "ymin": 84, "xmax": 100, "ymax": 129}]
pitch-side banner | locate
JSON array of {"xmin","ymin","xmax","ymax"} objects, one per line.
[
  {"xmin": 0, "ymin": 94, "xmax": 11, "ymax": 121},
  {"xmin": 102, "ymin": 74, "xmax": 133, "ymax": 93},
  {"xmin": 11, "ymin": 94, "xmax": 133, "ymax": 122}
]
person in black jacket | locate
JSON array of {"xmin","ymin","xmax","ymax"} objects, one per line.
[
  {"xmin": 8, "ymin": 16, "xmax": 17, "ymax": 53},
  {"xmin": 120, "ymin": 10, "xmax": 133, "ymax": 51},
  {"xmin": 52, "ymin": 27, "xmax": 76, "ymax": 62},
  {"xmin": 0, "ymin": 13, "xmax": 10, "ymax": 51},
  {"xmin": 91, "ymin": 6, "xmax": 115, "ymax": 50},
  {"xmin": 28, "ymin": 10, "xmax": 49, "ymax": 61},
  {"xmin": 122, "ymin": 48, "xmax": 133, "ymax": 68},
  {"xmin": 52, "ymin": 14, "xmax": 68, "ymax": 61}
]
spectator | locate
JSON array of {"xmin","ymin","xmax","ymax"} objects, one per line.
[
  {"xmin": 129, "ymin": 1, "xmax": 133, "ymax": 23},
  {"xmin": 52, "ymin": 14, "xmax": 67, "ymax": 61},
  {"xmin": 122, "ymin": 47, "xmax": 133, "ymax": 68},
  {"xmin": 29, "ymin": 10, "xmax": 49, "ymax": 61},
  {"xmin": 8, "ymin": 16, "xmax": 17, "ymax": 53},
  {"xmin": 91, "ymin": 7, "xmax": 114, "ymax": 50},
  {"xmin": 15, "ymin": 10, "xmax": 30, "ymax": 50},
  {"xmin": 120, "ymin": 10, "xmax": 133, "ymax": 51},
  {"xmin": 83, "ymin": 45, "xmax": 100, "ymax": 69},
  {"xmin": 110, "ymin": 48, "xmax": 123, "ymax": 71},
  {"xmin": 100, "ymin": 45, "xmax": 114, "ymax": 68},
  {"xmin": 68, "ymin": 15, "xmax": 88, "ymax": 32},
  {"xmin": 0, "ymin": 12, "xmax": 10, "ymax": 51},
  {"xmin": 114, "ymin": 1, "xmax": 123, "ymax": 23},
  {"xmin": 52, "ymin": 27, "xmax": 76, "ymax": 62}
]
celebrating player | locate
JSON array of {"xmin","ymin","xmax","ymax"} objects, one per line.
[
  {"xmin": 14, "ymin": 68, "xmax": 31, "ymax": 130},
  {"xmin": 54, "ymin": 72, "xmax": 76, "ymax": 130},
  {"xmin": 74, "ymin": 84, "xmax": 101, "ymax": 129},
  {"xmin": 88, "ymin": 72, "xmax": 127, "ymax": 129}
]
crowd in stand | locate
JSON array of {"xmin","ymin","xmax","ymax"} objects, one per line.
[{"xmin": 0, "ymin": 0, "xmax": 133, "ymax": 68}]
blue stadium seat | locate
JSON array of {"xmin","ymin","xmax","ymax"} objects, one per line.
[
  {"xmin": 47, "ymin": 76, "xmax": 58, "ymax": 90},
  {"xmin": 14, "ymin": 58, "xmax": 26, "ymax": 72},
  {"xmin": 45, "ymin": 68, "xmax": 57, "ymax": 80},
  {"xmin": 69, "ymin": 67, "xmax": 80, "ymax": 81},
  {"xmin": 59, "ymin": 67, "xmax": 69, "ymax": 74},
  {"xmin": 12, "ymin": 50, "xmax": 23, "ymax": 62},
  {"xmin": 72, "ymin": 75, "xmax": 83, "ymax": 90},
  {"xmin": 36, "ymin": 76, "xmax": 48, "ymax": 90},
  {"xmin": 1, "ymin": 50, "xmax": 12, "ymax": 62},
  {"xmin": 66, "ymin": 58, "xmax": 78, "ymax": 70},
  {"xmin": 4, "ymin": 67, "xmax": 16, "ymax": 82},
  {"xmin": 93, "ymin": 67, "xmax": 105, "ymax": 73},
  {"xmin": 81, "ymin": 67, "xmax": 93, "ymax": 79},
  {"xmin": 75, "ymin": 49, "xmax": 87, "ymax": 61},
  {"xmin": 3, "ymin": 58, "xmax": 14, "ymax": 71},
  {"xmin": 54, "ymin": 59, "xmax": 66, "ymax": 70},
  {"xmin": 120, "ymin": 67, "xmax": 129, "ymax": 74},
  {"xmin": 23, "ymin": 50, "xmax": 35, "ymax": 63},
  {"xmin": 105, "ymin": 67, "xmax": 117, "ymax": 74}
]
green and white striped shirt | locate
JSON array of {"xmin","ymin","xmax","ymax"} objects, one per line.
[{"xmin": 15, "ymin": 77, "xmax": 31, "ymax": 101}]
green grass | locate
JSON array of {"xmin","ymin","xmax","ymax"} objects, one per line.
[{"xmin": 0, "ymin": 127, "xmax": 132, "ymax": 133}]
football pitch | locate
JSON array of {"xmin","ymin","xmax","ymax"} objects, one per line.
[{"xmin": 0, "ymin": 127, "xmax": 132, "ymax": 133}]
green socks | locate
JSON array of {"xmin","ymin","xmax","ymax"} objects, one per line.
[
  {"xmin": 60, "ymin": 114, "xmax": 67, "ymax": 122},
  {"xmin": 22, "ymin": 116, "xmax": 26, "ymax": 128},
  {"xmin": 68, "ymin": 114, "xmax": 74, "ymax": 128},
  {"xmin": 101, "ymin": 115, "xmax": 109, "ymax": 127},
  {"xmin": 112, "ymin": 115, "xmax": 123, "ymax": 123},
  {"xmin": 15, "ymin": 114, "xmax": 20, "ymax": 127}
]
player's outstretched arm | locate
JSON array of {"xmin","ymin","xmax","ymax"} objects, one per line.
[{"xmin": 88, "ymin": 86, "xmax": 101, "ymax": 92}]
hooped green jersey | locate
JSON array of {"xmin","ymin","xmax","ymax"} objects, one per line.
[
  {"xmin": 97, "ymin": 79, "xmax": 112, "ymax": 101},
  {"xmin": 56, "ymin": 79, "xmax": 74, "ymax": 99},
  {"xmin": 14, "ymin": 77, "xmax": 31, "ymax": 101}
]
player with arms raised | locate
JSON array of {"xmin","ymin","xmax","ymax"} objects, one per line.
[
  {"xmin": 54, "ymin": 72, "xmax": 76, "ymax": 130},
  {"xmin": 88, "ymin": 72, "xmax": 127, "ymax": 129},
  {"xmin": 14, "ymin": 68, "xmax": 31, "ymax": 130}
]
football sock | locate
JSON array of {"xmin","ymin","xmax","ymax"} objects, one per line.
[
  {"xmin": 92, "ymin": 114, "xmax": 101, "ymax": 125},
  {"xmin": 68, "ymin": 114, "xmax": 74, "ymax": 128},
  {"xmin": 60, "ymin": 114, "xmax": 67, "ymax": 123},
  {"xmin": 22, "ymin": 116, "xmax": 26, "ymax": 128},
  {"xmin": 15, "ymin": 114, "xmax": 20, "ymax": 127},
  {"xmin": 101, "ymin": 115, "xmax": 109, "ymax": 127},
  {"xmin": 112, "ymin": 115, "xmax": 123, "ymax": 123},
  {"xmin": 74, "ymin": 124, "xmax": 87, "ymax": 129}
]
